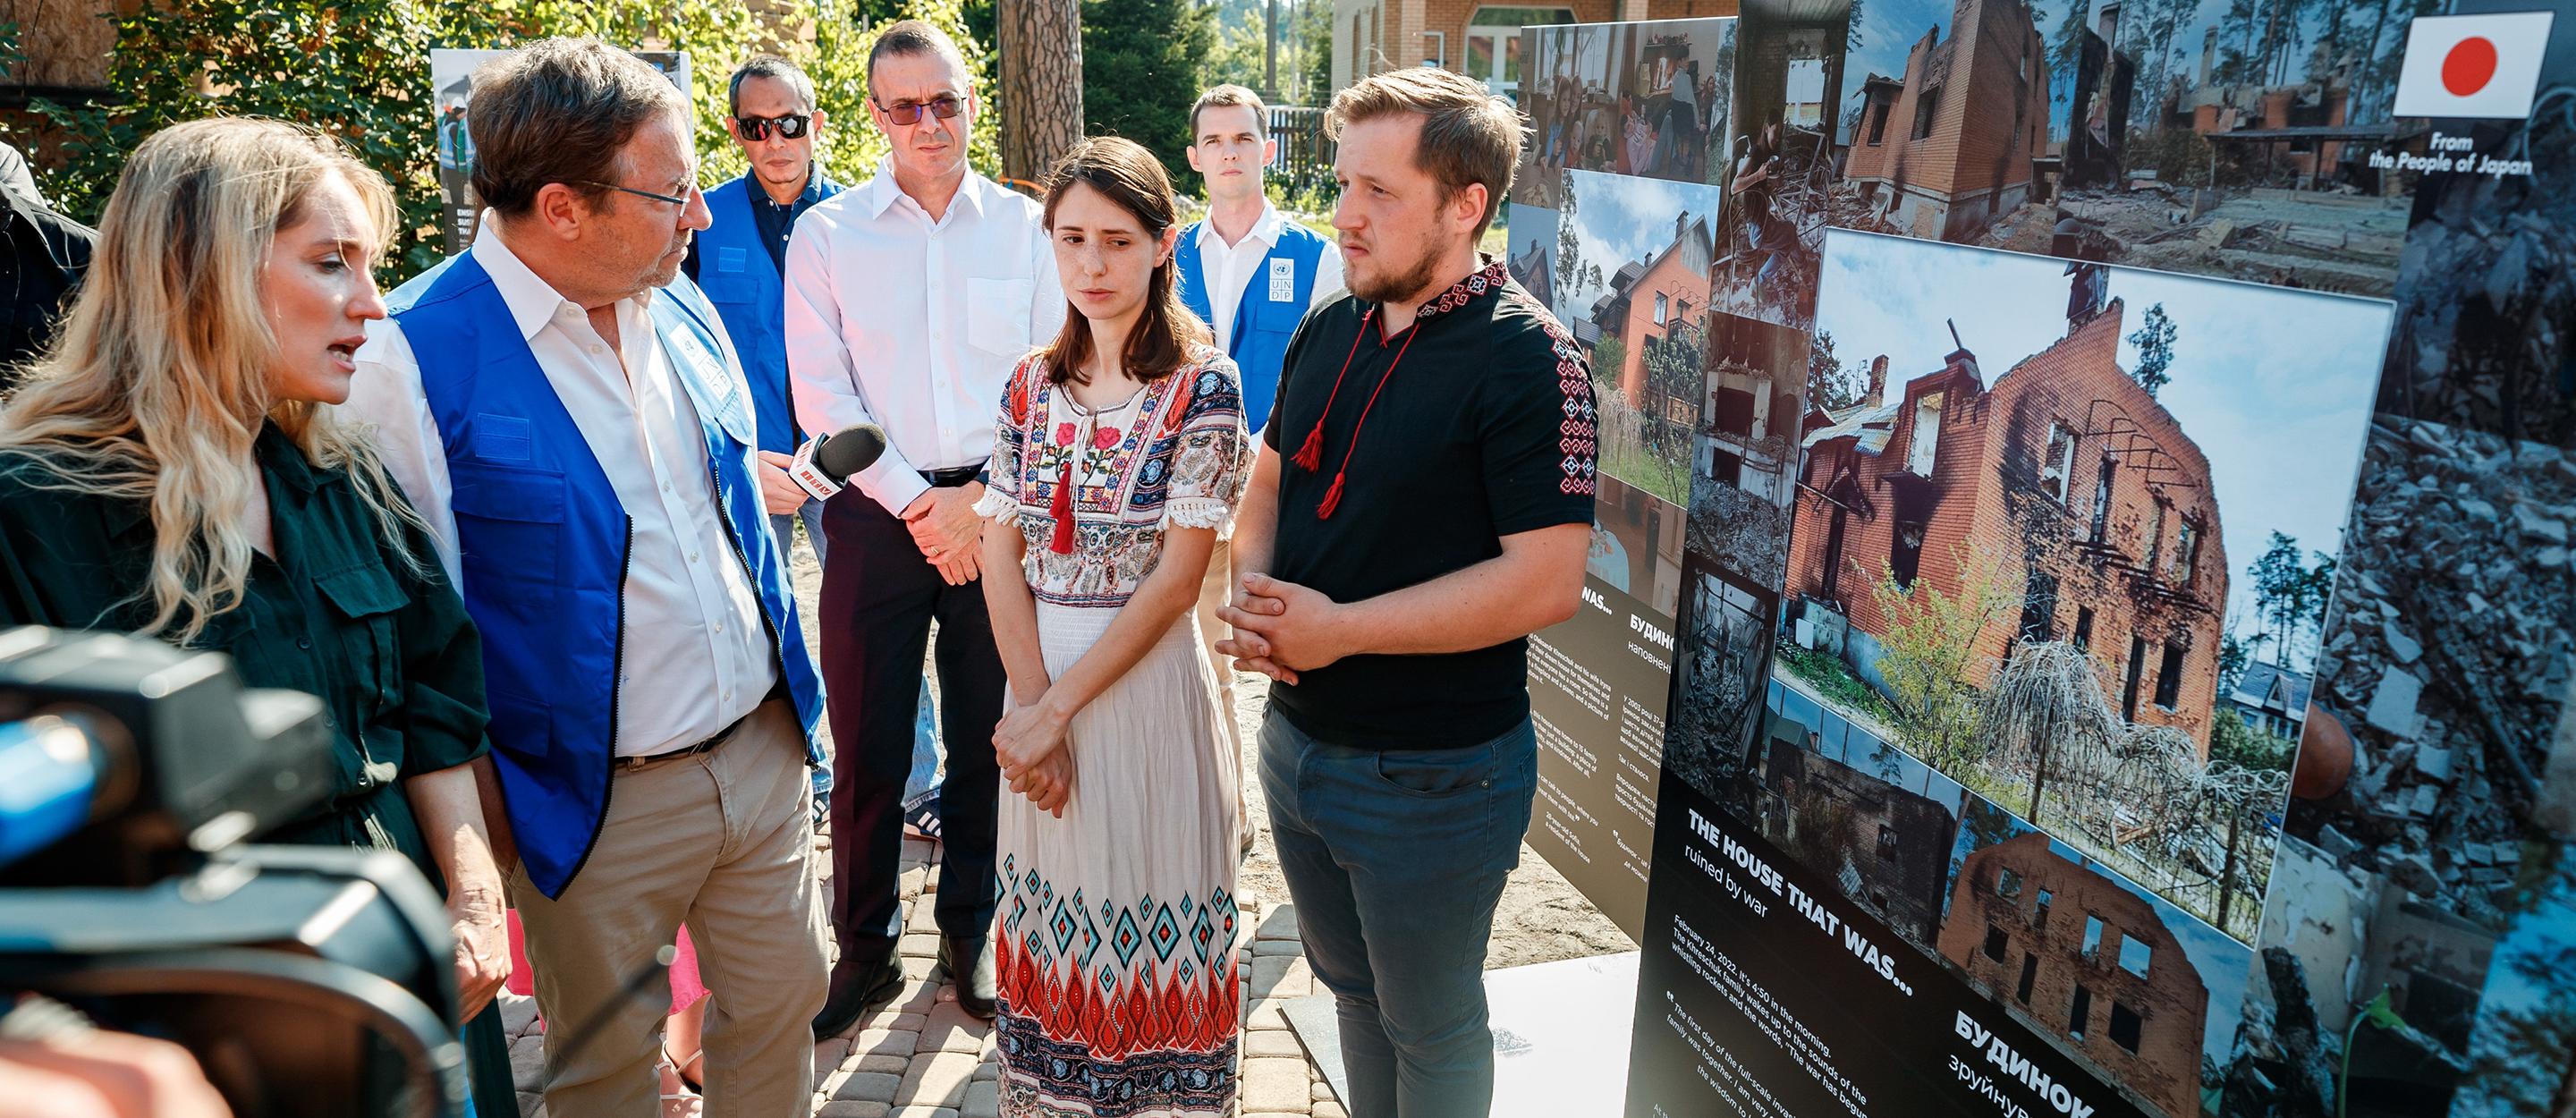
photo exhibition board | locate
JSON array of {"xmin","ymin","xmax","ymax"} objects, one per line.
[
  {"xmin": 1501, "ymin": 4, "xmax": 2576, "ymax": 1117},
  {"xmin": 1508, "ymin": 16, "xmax": 1749, "ymax": 940},
  {"xmin": 428, "ymin": 48, "xmax": 691, "ymax": 257}
]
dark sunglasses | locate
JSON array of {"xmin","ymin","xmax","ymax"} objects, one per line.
[
  {"xmin": 733, "ymin": 113, "xmax": 811, "ymax": 142},
  {"xmin": 872, "ymin": 94, "xmax": 964, "ymax": 125}
]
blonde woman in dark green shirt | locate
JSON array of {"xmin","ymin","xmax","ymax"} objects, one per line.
[{"xmin": 0, "ymin": 118, "xmax": 513, "ymax": 1117}]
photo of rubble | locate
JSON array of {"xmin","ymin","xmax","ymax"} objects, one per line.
[
  {"xmin": 1539, "ymin": 166, "xmax": 1732, "ymax": 506},
  {"xmin": 2373, "ymin": 70, "xmax": 2576, "ymax": 449},
  {"xmin": 1689, "ymin": 310, "xmax": 1808, "ymax": 590},
  {"xmin": 1589, "ymin": 473, "xmax": 1686, "ymax": 618},
  {"xmin": 1520, "ymin": 18, "xmax": 1739, "ymax": 189},
  {"xmin": 2284, "ymin": 417, "xmax": 2576, "ymax": 932},
  {"xmin": 1943, "ymin": 798, "xmax": 2255, "ymax": 1118},
  {"xmin": 1707, "ymin": 0, "xmax": 1852, "ymax": 333},
  {"xmin": 1828, "ymin": 0, "xmax": 2427, "ymax": 296},
  {"xmin": 1776, "ymin": 229, "xmax": 2388, "ymax": 942}
]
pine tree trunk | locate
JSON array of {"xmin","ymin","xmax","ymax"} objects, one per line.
[{"xmin": 1000, "ymin": 0, "xmax": 1084, "ymax": 186}]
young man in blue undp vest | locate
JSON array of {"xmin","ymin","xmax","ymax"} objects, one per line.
[
  {"xmin": 685, "ymin": 55, "xmax": 949, "ymax": 843},
  {"xmin": 1216, "ymin": 67, "xmax": 1597, "ymax": 1118},
  {"xmin": 1174, "ymin": 84, "xmax": 1342, "ymax": 833},
  {"xmin": 346, "ymin": 39, "xmax": 831, "ymax": 1117}
]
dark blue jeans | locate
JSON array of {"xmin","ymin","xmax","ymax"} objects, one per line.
[{"xmin": 1259, "ymin": 711, "xmax": 1538, "ymax": 1118}]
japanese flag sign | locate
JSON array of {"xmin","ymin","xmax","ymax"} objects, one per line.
[{"xmin": 2394, "ymin": 12, "xmax": 2555, "ymax": 119}]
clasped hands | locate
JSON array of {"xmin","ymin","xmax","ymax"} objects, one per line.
[
  {"xmin": 1213, "ymin": 572, "xmax": 1351, "ymax": 685},
  {"xmin": 994, "ymin": 693, "xmax": 1074, "ymax": 817}
]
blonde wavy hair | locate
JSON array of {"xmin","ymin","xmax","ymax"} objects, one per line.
[{"xmin": 0, "ymin": 117, "xmax": 420, "ymax": 643}]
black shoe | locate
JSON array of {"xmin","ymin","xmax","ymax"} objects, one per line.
[
  {"xmin": 938, "ymin": 935, "xmax": 997, "ymax": 1020},
  {"xmin": 812, "ymin": 953, "xmax": 904, "ymax": 1039}
]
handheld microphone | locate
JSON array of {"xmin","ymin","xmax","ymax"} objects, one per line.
[{"xmin": 788, "ymin": 424, "xmax": 890, "ymax": 501}]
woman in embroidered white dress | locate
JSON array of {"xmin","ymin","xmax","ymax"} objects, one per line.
[{"xmin": 972, "ymin": 137, "xmax": 1249, "ymax": 1118}]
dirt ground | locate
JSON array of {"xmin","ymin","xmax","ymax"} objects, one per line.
[{"xmin": 784, "ymin": 531, "xmax": 1637, "ymax": 973}]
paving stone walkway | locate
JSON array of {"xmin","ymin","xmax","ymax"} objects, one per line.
[{"xmin": 501, "ymin": 832, "xmax": 1338, "ymax": 1118}]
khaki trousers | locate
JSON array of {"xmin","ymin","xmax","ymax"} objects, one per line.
[{"xmin": 510, "ymin": 699, "xmax": 828, "ymax": 1118}]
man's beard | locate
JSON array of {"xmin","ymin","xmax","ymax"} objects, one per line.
[{"xmin": 1347, "ymin": 236, "xmax": 1441, "ymax": 306}]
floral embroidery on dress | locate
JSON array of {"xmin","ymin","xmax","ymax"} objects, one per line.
[{"xmin": 979, "ymin": 348, "xmax": 1249, "ymax": 609}]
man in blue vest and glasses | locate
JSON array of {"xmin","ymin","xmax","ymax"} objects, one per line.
[
  {"xmin": 686, "ymin": 55, "xmax": 947, "ymax": 842},
  {"xmin": 1175, "ymin": 84, "xmax": 1341, "ymax": 842},
  {"xmin": 348, "ymin": 38, "xmax": 831, "ymax": 1116}
]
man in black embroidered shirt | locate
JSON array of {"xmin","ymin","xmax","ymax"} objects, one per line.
[{"xmin": 1218, "ymin": 66, "xmax": 1597, "ymax": 1118}]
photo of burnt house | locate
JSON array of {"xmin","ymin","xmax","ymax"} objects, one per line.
[
  {"xmin": 1761, "ymin": 721, "xmax": 1957, "ymax": 937},
  {"xmin": 1665, "ymin": 555, "xmax": 1784, "ymax": 803},
  {"xmin": 1838, "ymin": 0, "xmax": 2054, "ymax": 241},
  {"xmin": 1781, "ymin": 230, "xmax": 2387, "ymax": 942},
  {"xmin": 1784, "ymin": 270, "xmax": 2230, "ymax": 747},
  {"xmin": 1690, "ymin": 310, "xmax": 1809, "ymax": 589},
  {"xmin": 1942, "ymin": 824, "xmax": 2220, "ymax": 1118},
  {"xmin": 1827, "ymin": 0, "xmax": 2424, "ymax": 295}
]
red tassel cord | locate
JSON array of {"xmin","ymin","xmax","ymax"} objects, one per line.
[
  {"xmin": 1292, "ymin": 310, "xmax": 1377, "ymax": 473},
  {"xmin": 1049, "ymin": 419, "xmax": 1079, "ymax": 555},
  {"xmin": 1314, "ymin": 326, "xmax": 1419, "ymax": 521}
]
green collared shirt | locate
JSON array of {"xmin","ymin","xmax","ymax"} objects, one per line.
[{"xmin": 0, "ymin": 425, "xmax": 489, "ymax": 852}]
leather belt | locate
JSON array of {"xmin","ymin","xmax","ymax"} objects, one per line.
[
  {"xmin": 926, "ymin": 462, "xmax": 989, "ymax": 487},
  {"xmin": 614, "ymin": 707, "xmax": 755, "ymax": 773}
]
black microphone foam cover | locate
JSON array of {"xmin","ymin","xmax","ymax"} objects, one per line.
[{"xmin": 815, "ymin": 423, "xmax": 891, "ymax": 482}]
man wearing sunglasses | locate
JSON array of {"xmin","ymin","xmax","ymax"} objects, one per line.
[{"xmin": 785, "ymin": 20, "xmax": 1062, "ymax": 1037}]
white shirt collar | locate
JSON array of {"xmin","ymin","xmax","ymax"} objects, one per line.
[
  {"xmin": 1195, "ymin": 199, "xmax": 1284, "ymax": 252},
  {"xmin": 860, "ymin": 157, "xmax": 994, "ymax": 223},
  {"xmin": 470, "ymin": 210, "xmax": 651, "ymax": 343}
]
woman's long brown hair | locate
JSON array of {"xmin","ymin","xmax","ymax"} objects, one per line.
[{"xmin": 1033, "ymin": 136, "xmax": 1212, "ymax": 386}]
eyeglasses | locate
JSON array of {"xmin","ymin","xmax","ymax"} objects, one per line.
[
  {"xmin": 733, "ymin": 114, "xmax": 811, "ymax": 142},
  {"xmin": 872, "ymin": 94, "xmax": 964, "ymax": 126},
  {"xmin": 577, "ymin": 180, "xmax": 696, "ymax": 208}
]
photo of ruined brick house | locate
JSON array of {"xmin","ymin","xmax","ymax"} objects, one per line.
[
  {"xmin": 1779, "ymin": 229, "xmax": 2386, "ymax": 942},
  {"xmin": 1830, "ymin": 0, "xmax": 2428, "ymax": 295},
  {"xmin": 1838, "ymin": 0, "xmax": 2053, "ymax": 241},
  {"xmin": 1944, "ymin": 803, "xmax": 2254, "ymax": 1118}
]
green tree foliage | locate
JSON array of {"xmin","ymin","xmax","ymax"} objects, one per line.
[
  {"xmin": 1081, "ymin": 0, "xmax": 1214, "ymax": 187},
  {"xmin": 2207, "ymin": 707, "xmax": 2290, "ymax": 771},
  {"xmin": 1810, "ymin": 328, "xmax": 1860, "ymax": 411},
  {"xmin": 1590, "ymin": 334, "xmax": 1627, "ymax": 398},
  {"xmin": 33, "ymin": 0, "xmax": 997, "ymax": 283},
  {"xmin": 1869, "ymin": 549, "xmax": 2015, "ymax": 771},
  {"xmin": 2126, "ymin": 301, "xmax": 2177, "ymax": 397}
]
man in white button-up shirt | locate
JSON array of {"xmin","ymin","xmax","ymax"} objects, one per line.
[
  {"xmin": 344, "ymin": 39, "xmax": 828, "ymax": 1117},
  {"xmin": 784, "ymin": 21, "xmax": 1062, "ymax": 1032}
]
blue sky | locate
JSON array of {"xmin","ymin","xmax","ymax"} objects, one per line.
[
  {"xmin": 1814, "ymin": 230, "xmax": 2387, "ymax": 671},
  {"xmin": 1549, "ymin": 166, "xmax": 1733, "ymax": 324}
]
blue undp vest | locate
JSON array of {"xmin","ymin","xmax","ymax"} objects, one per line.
[
  {"xmin": 387, "ymin": 252, "xmax": 826, "ymax": 899},
  {"xmin": 696, "ymin": 174, "xmax": 843, "ymax": 454},
  {"xmin": 1176, "ymin": 218, "xmax": 1329, "ymax": 432}
]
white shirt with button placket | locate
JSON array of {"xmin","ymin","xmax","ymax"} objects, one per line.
[
  {"xmin": 782, "ymin": 157, "xmax": 1063, "ymax": 516},
  {"xmin": 347, "ymin": 216, "xmax": 775, "ymax": 758}
]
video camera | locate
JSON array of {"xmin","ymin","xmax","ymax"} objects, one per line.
[{"xmin": 0, "ymin": 626, "xmax": 469, "ymax": 1118}]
